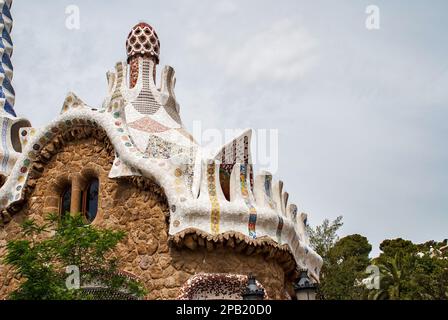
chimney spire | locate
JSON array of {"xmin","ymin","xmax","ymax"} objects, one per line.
[
  {"xmin": 126, "ymin": 22, "xmax": 160, "ymax": 88},
  {"xmin": 0, "ymin": 0, "xmax": 15, "ymax": 117}
]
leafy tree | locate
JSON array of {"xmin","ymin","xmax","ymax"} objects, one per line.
[
  {"xmin": 318, "ymin": 234, "xmax": 372, "ymax": 300},
  {"xmin": 378, "ymin": 238, "xmax": 416, "ymax": 258},
  {"xmin": 307, "ymin": 215, "xmax": 343, "ymax": 263},
  {"xmin": 413, "ymin": 253, "xmax": 448, "ymax": 300},
  {"xmin": 370, "ymin": 238, "xmax": 448, "ymax": 300},
  {"xmin": 3, "ymin": 213, "xmax": 145, "ymax": 300},
  {"xmin": 330, "ymin": 234, "xmax": 372, "ymax": 263},
  {"xmin": 308, "ymin": 218, "xmax": 448, "ymax": 301},
  {"xmin": 307, "ymin": 216, "xmax": 375, "ymax": 300},
  {"xmin": 370, "ymin": 252, "xmax": 415, "ymax": 300}
]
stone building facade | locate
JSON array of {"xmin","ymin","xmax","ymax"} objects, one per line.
[{"xmin": 0, "ymin": 2, "xmax": 322, "ymax": 300}]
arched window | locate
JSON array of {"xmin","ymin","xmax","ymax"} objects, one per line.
[
  {"xmin": 60, "ymin": 186, "xmax": 72, "ymax": 216},
  {"xmin": 82, "ymin": 178, "xmax": 99, "ymax": 223}
]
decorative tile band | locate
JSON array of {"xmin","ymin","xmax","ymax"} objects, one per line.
[
  {"xmin": 243, "ymin": 135, "xmax": 254, "ymax": 190},
  {"xmin": 0, "ymin": 0, "xmax": 16, "ymax": 117},
  {"xmin": 207, "ymin": 163, "xmax": 220, "ymax": 234},
  {"xmin": 264, "ymin": 174, "xmax": 276, "ymax": 209},
  {"xmin": 276, "ymin": 215, "xmax": 284, "ymax": 244},
  {"xmin": 1, "ymin": 117, "xmax": 9, "ymax": 172},
  {"xmin": 240, "ymin": 164, "xmax": 257, "ymax": 239},
  {"xmin": 111, "ymin": 62, "xmax": 124, "ymax": 100}
]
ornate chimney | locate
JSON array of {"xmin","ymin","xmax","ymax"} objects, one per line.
[{"xmin": 125, "ymin": 22, "xmax": 160, "ymax": 88}]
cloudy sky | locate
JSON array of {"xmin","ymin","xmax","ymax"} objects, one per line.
[{"xmin": 10, "ymin": 0, "xmax": 448, "ymax": 255}]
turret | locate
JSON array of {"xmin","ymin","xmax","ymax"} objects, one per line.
[{"xmin": 126, "ymin": 22, "xmax": 160, "ymax": 88}]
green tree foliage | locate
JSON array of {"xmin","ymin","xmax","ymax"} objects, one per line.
[
  {"xmin": 379, "ymin": 238, "xmax": 416, "ymax": 257},
  {"xmin": 318, "ymin": 234, "xmax": 372, "ymax": 300},
  {"xmin": 307, "ymin": 219, "xmax": 448, "ymax": 300},
  {"xmin": 3, "ymin": 213, "xmax": 146, "ymax": 300},
  {"xmin": 370, "ymin": 238, "xmax": 448, "ymax": 300},
  {"xmin": 371, "ymin": 252, "xmax": 415, "ymax": 300},
  {"xmin": 413, "ymin": 253, "xmax": 448, "ymax": 299},
  {"xmin": 308, "ymin": 216, "xmax": 371, "ymax": 299},
  {"xmin": 307, "ymin": 215, "xmax": 343, "ymax": 263}
]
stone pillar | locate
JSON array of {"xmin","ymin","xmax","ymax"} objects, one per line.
[{"xmin": 70, "ymin": 175, "xmax": 82, "ymax": 214}]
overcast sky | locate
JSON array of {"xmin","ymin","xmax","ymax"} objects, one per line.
[{"xmin": 10, "ymin": 0, "xmax": 448, "ymax": 255}]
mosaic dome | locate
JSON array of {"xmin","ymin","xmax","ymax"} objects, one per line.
[{"xmin": 126, "ymin": 22, "xmax": 160, "ymax": 64}]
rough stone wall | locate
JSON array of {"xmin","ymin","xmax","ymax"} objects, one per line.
[{"xmin": 0, "ymin": 136, "xmax": 289, "ymax": 300}]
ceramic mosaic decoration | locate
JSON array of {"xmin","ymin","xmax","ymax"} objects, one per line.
[
  {"xmin": 0, "ymin": 0, "xmax": 15, "ymax": 117},
  {"xmin": 0, "ymin": 0, "xmax": 31, "ymax": 176}
]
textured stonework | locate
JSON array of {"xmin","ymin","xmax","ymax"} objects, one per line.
[{"xmin": 0, "ymin": 133, "xmax": 292, "ymax": 300}]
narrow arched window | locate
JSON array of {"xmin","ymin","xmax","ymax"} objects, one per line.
[
  {"xmin": 83, "ymin": 178, "xmax": 99, "ymax": 223},
  {"xmin": 60, "ymin": 186, "xmax": 72, "ymax": 216}
]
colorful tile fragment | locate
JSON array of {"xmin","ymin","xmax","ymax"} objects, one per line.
[
  {"xmin": 207, "ymin": 164, "xmax": 220, "ymax": 234},
  {"xmin": 240, "ymin": 164, "xmax": 257, "ymax": 239},
  {"xmin": 276, "ymin": 216, "xmax": 284, "ymax": 243}
]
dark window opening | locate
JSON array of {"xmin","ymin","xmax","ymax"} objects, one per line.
[
  {"xmin": 60, "ymin": 186, "xmax": 72, "ymax": 216},
  {"xmin": 82, "ymin": 178, "xmax": 99, "ymax": 223}
]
